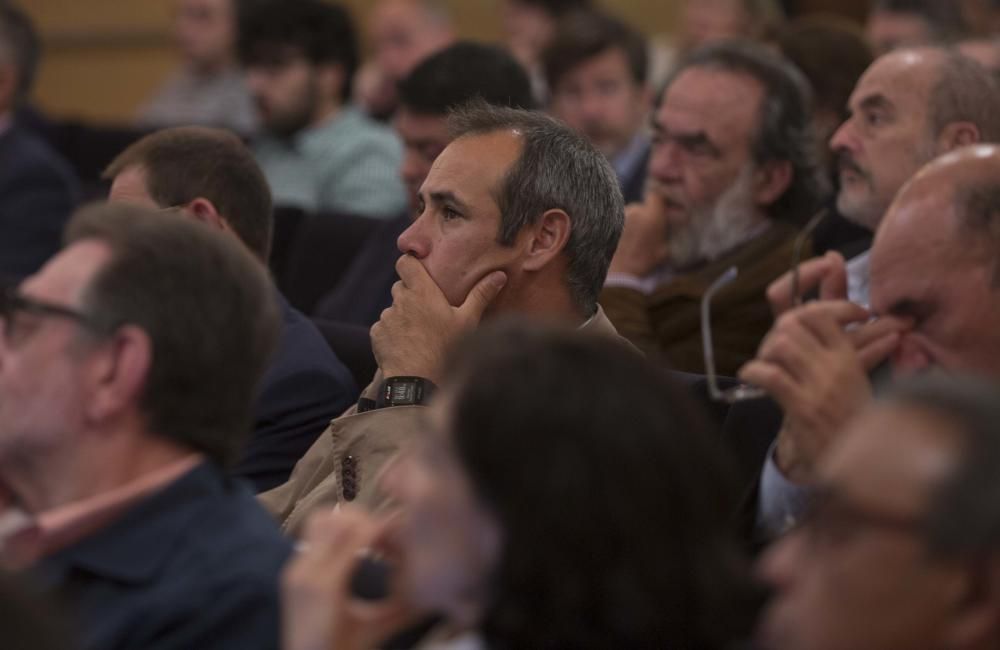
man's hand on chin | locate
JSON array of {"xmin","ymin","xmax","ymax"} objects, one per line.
[{"xmin": 371, "ymin": 255, "xmax": 508, "ymax": 383}]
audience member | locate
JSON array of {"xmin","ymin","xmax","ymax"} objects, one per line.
[
  {"xmin": 2, "ymin": 203, "xmax": 290, "ymax": 650},
  {"xmin": 283, "ymin": 322, "xmax": 761, "ymax": 650},
  {"xmin": 0, "ymin": 3, "xmax": 79, "ymax": 281},
  {"xmin": 313, "ymin": 42, "xmax": 536, "ymax": 328},
  {"xmin": 601, "ymin": 41, "xmax": 826, "ymax": 375},
  {"xmin": 104, "ymin": 127, "xmax": 357, "ymax": 492},
  {"xmin": 958, "ymin": 36, "xmax": 1000, "ymax": 75},
  {"xmin": 745, "ymin": 145, "xmax": 1000, "ymax": 537},
  {"xmin": 767, "ymin": 14, "xmax": 874, "ymax": 256},
  {"xmin": 866, "ymin": 0, "xmax": 968, "ymax": 56},
  {"xmin": 260, "ymin": 103, "xmax": 625, "ymax": 533},
  {"xmin": 544, "ymin": 10, "xmax": 652, "ymax": 204},
  {"xmin": 759, "ymin": 376, "xmax": 1000, "ymax": 650},
  {"xmin": 501, "ymin": 0, "xmax": 592, "ymax": 101},
  {"xmin": 354, "ymin": 0, "xmax": 455, "ymax": 120},
  {"xmin": 238, "ymin": 0, "xmax": 406, "ymax": 218},
  {"xmin": 137, "ymin": 0, "xmax": 258, "ymax": 134}
]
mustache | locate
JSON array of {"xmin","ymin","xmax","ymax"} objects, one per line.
[{"xmin": 836, "ymin": 151, "xmax": 869, "ymax": 179}]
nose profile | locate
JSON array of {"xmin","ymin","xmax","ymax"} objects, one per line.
[{"xmin": 397, "ymin": 216, "xmax": 429, "ymax": 258}]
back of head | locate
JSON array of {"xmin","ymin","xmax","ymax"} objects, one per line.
[
  {"xmin": 771, "ymin": 15, "xmax": 873, "ymax": 125},
  {"xmin": 237, "ymin": 0, "xmax": 359, "ymax": 101},
  {"xmin": 508, "ymin": 0, "xmax": 592, "ymax": 18},
  {"xmin": 542, "ymin": 9, "xmax": 648, "ymax": 91},
  {"xmin": 64, "ymin": 202, "xmax": 281, "ymax": 466},
  {"xmin": 668, "ymin": 40, "xmax": 827, "ymax": 223},
  {"xmin": 441, "ymin": 321, "xmax": 756, "ymax": 647},
  {"xmin": 397, "ymin": 41, "xmax": 536, "ymax": 116},
  {"xmin": 871, "ymin": 0, "xmax": 969, "ymax": 44},
  {"xmin": 103, "ymin": 126, "xmax": 274, "ymax": 260},
  {"xmin": 0, "ymin": 2, "xmax": 39, "ymax": 104},
  {"xmin": 928, "ymin": 49, "xmax": 1000, "ymax": 144},
  {"xmin": 448, "ymin": 102, "xmax": 623, "ymax": 315}
]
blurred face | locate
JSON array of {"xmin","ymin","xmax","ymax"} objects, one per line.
[
  {"xmin": 245, "ymin": 53, "xmax": 321, "ymax": 137},
  {"xmin": 397, "ymin": 131, "xmax": 530, "ymax": 309},
  {"xmin": 869, "ymin": 186, "xmax": 1000, "ymax": 376},
  {"xmin": 758, "ymin": 405, "xmax": 963, "ymax": 650},
  {"xmin": 502, "ymin": 0, "xmax": 557, "ymax": 68},
  {"xmin": 174, "ymin": 0, "xmax": 235, "ymax": 69},
  {"xmin": 380, "ymin": 391, "xmax": 500, "ymax": 624},
  {"xmin": 679, "ymin": 0, "xmax": 750, "ymax": 51},
  {"xmin": 866, "ymin": 11, "xmax": 935, "ymax": 57},
  {"xmin": 549, "ymin": 47, "xmax": 649, "ymax": 159},
  {"xmin": 394, "ymin": 108, "xmax": 452, "ymax": 213},
  {"xmin": 647, "ymin": 66, "xmax": 765, "ymax": 264},
  {"xmin": 371, "ymin": 0, "xmax": 453, "ymax": 81},
  {"xmin": 829, "ymin": 50, "xmax": 939, "ymax": 231},
  {"xmin": 0, "ymin": 242, "xmax": 110, "ymax": 463}
]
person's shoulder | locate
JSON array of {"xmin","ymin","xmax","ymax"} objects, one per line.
[{"xmin": 0, "ymin": 125, "xmax": 74, "ymax": 180}]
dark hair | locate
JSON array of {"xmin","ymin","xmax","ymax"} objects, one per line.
[
  {"xmin": 542, "ymin": 9, "xmax": 648, "ymax": 91},
  {"xmin": 871, "ymin": 0, "xmax": 969, "ymax": 42},
  {"xmin": 64, "ymin": 203, "xmax": 281, "ymax": 466},
  {"xmin": 397, "ymin": 42, "xmax": 536, "ymax": 116},
  {"xmin": 0, "ymin": 2, "xmax": 40, "ymax": 100},
  {"xmin": 666, "ymin": 40, "xmax": 828, "ymax": 224},
  {"xmin": 929, "ymin": 50, "xmax": 1000, "ymax": 144},
  {"xmin": 448, "ymin": 102, "xmax": 623, "ymax": 315},
  {"xmin": 879, "ymin": 376, "xmax": 1000, "ymax": 555},
  {"xmin": 506, "ymin": 0, "xmax": 591, "ymax": 17},
  {"xmin": 237, "ymin": 0, "xmax": 358, "ymax": 101},
  {"xmin": 770, "ymin": 15, "xmax": 873, "ymax": 123},
  {"xmin": 103, "ymin": 127, "xmax": 274, "ymax": 261},
  {"xmin": 441, "ymin": 321, "xmax": 760, "ymax": 648}
]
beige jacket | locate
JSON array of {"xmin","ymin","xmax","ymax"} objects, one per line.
[{"xmin": 259, "ymin": 307, "xmax": 624, "ymax": 534}]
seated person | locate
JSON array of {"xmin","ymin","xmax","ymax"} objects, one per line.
[
  {"xmin": 600, "ymin": 41, "xmax": 826, "ymax": 376},
  {"xmin": 759, "ymin": 376, "xmax": 1000, "ymax": 650},
  {"xmin": 313, "ymin": 41, "xmax": 536, "ymax": 327},
  {"xmin": 137, "ymin": 0, "xmax": 258, "ymax": 134},
  {"xmin": 239, "ymin": 0, "xmax": 406, "ymax": 219},
  {"xmin": 2, "ymin": 204, "xmax": 291, "ymax": 650},
  {"xmin": 105, "ymin": 126, "xmax": 357, "ymax": 492},
  {"xmin": 283, "ymin": 322, "xmax": 761, "ymax": 650},
  {"xmin": 0, "ymin": 4, "xmax": 78, "ymax": 281}
]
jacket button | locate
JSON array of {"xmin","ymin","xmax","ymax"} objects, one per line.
[{"xmin": 341, "ymin": 455, "xmax": 358, "ymax": 501}]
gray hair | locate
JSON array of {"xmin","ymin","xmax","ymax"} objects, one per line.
[
  {"xmin": 929, "ymin": 50, "xmax": 1000, "ymax": 143},
  {"xmin": 448, "ymin": 101, "xmax": 624, "ymax": 315}
]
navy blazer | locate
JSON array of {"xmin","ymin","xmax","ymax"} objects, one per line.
[
  {"xmin": 237, "ymin": 293, "xmax": 358, "ymax": 492},
  {"xmin": 0, "ymin": 124, "xmax": 79, "ymax": 280},
  {"xmin": 29, "ymin": 462, "xmax": 292, "ymax": 650}
]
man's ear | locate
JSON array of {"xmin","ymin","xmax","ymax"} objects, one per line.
[
  {"xmin": 940, "ymin": 556, "xmax": 1000, "ymax": 648},
  {"xmin": 183, "ymin": 198, "xmax": 232, "ymax": 235},
  {"xmin": 85, "ymin": 325, "xmax": 152, "ymax": 424},
  {"xmin": 937, "ymin": 121, "xmax": 981, "ymax": 153},
  {"xmin": 521, "ymin": 209, "xmax": 571, "ymax": 272},
  {"xmin": 753, "ymin": 159, "xmax": 793, "ymax": 208}
]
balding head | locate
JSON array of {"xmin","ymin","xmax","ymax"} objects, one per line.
[
  {"xmin": 830, "ymin": 46, "xmax": 1000, "ymax": 231},
  {"xmin": 870, "ymin": 145, "xmax": 1000, "ymax": 375}
]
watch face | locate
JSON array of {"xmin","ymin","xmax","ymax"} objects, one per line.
[{"xmin": 391, "ymin": 382, "xmax": 417, "ymax": 403}]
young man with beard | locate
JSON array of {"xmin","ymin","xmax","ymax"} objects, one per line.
[
  {"xmin": 238, "ymin": 0, "xmax": 406, "ymax": 219},
  {"xmin": 599, "ymin": 41, "xmax": 826, "ymax": 376}
]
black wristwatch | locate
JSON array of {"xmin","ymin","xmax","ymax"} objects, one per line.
[{"xmin": 374, "ymin": 376, "xmax": 437, "ymax": 409}]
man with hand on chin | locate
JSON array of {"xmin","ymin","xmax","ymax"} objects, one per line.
[{"xmin": 259, "ymin": 102, "xmax": 625, "ymax": 532}]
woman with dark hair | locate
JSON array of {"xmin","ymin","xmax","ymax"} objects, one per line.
[{"xmin": 283, "ymin": 321, "xmax": 760, "ymax": 649}]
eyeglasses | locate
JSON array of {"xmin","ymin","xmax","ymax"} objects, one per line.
[
  {"xmin": 0, "ymin": 286, "xmax": 104, "ymax": 343},
  {"xmin": 701, "ymin": 209, "xmax": 828, "ymax": 403}
]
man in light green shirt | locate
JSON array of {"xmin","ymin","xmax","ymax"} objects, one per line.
[{"xmin": 239, "ymin": 0, "xmax": 406, "ymax": 219}]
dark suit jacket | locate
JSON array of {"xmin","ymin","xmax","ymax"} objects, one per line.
[
  {"xmin": 29, "ymin": 462, "xmax": 292, "ymax": 650},
  {"xmin": 312, "ymin": 212, "xmax": 409, "ymax": 327},
  {"xmin": 236, "ymin": 293, "xmax": 358, "ymax": 492},
  {"xmin": 619, "ymin": 142, "xmax": 650, "ymax": 206},
  {"xmin": 0, "ymin": 123, "xmax": 79, "ymax": 280}
]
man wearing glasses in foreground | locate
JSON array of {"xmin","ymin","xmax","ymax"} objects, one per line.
[{"xmin": 0, "ymin": 204, "xmax": 291, "ymax": 649}]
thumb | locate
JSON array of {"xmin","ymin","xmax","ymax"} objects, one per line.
[{"xmin": 458, "ymin": 271, "xmax": 508, "ymax": 322}]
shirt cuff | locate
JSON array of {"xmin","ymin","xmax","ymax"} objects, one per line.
[{"xmin": 756, "ymin": 442, "xmax": 814, "ymax": 540}]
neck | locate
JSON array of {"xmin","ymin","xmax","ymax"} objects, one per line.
[
  {"xmin": 488, "ymin": 272, "xmax": 589, "ymax": 327},
  {"xmin": 309, "ymin": 97, "xmax": 343, "ymax": 130},
  {"xmin": 0, "ymin": 421, "xmax": 192, "ymax": 514}
]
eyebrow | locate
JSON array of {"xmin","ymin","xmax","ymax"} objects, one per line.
[
  {"xmin": 857, "ymin": 93, "xmax": 894, "ymax": 114},
  {"xmin": 425, "ymin": 190, "xmax": 472, "ymax": 213}
]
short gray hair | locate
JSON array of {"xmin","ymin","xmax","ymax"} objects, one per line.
[
  {"xmin": 448, "ymin": 101, "xmax": 624, "ymax": 315},
  {"xmin": 929, "ymin": 50, "xmax": 1000, "ymax": 143}
]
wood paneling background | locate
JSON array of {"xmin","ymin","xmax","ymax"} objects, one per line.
[{"xmin": 22, "ymin": 0, "xmax": 867, "ymax": 124}]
